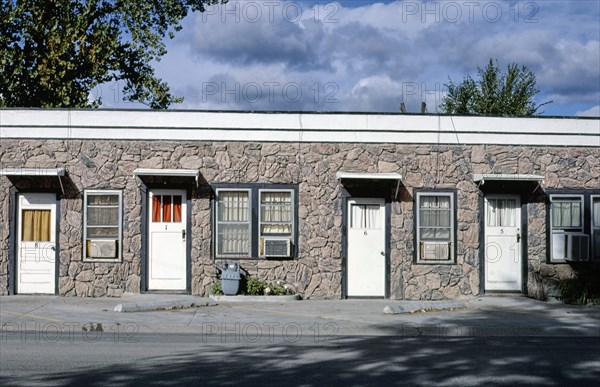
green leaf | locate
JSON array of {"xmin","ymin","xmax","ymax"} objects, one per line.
[
  {"xmin": 440, "ymin": 58, "xmax": 550, "ymax": 116},
  {"xmin": 0, "ymin": 0, "xmax": 227, "ymax": 108}
]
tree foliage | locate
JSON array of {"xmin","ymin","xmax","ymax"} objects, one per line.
[
  {"xmin": 440, "ymin": 58, "xmax": 549, "ymax": 116},
  {"xmin": 0, "ymin": 0, "xmax": 225, "ymax": 109}
]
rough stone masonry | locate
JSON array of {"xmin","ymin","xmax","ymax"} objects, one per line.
[{"xmin": 1, "ymin": 138, "xmax": 598, "ymax": 299}]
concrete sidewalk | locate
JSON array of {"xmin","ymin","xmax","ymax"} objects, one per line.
[{"xmin": 1, "ymin": 294, "xmax": 599, "ymax": 337}]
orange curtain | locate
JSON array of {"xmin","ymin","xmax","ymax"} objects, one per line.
[
  {"xmin": 162, "ymin": 195, "xmax": 172, "ymax": 223},
  {"xmin": 22, "ymin": 210, "xmax": 51, "ymax": 242},
  {"xmin": 152, "ymin": 195, "xmax": 162, "ymax": 222},
  {"xmin": 173, "ymin": 196, "xmax": 182, "ymax": 223}
]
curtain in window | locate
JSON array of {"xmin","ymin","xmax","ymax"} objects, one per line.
[
  {"xmin": 87, "ymin": 195, "xmax": 119, "ymax": 206},
  {"xmin": 87, "ymin": 205, "xmax": 118, "ymax": 226},
  {"xmin": 419, "ymin": 196, "xmax": 450, "ymax": 240},
  {"xmin": 552, "ymin": 200, "xmax": 582, "ymax": 228},
  {"xmin": 219, "ymin": 192, "xmax": 249, "ymax": 222},
  {"xmin": 152, "ymin": 195, "xmax": 182, "ymax": 223},
  {"xmin": 218, "ymin": 191, "xmax": 250, "ymax": 254},
  {"xmin": 87, "ymin": 193, "xmax": 119, "ymax": 238},
  {"xmin": 152, "ymin": 195, "xmax": 162, "ymax": 222},
  {"xmin": 173, "ymin": 196, "xmax": 182, "ymax": 223},
  {"xmin": 350, "ymin": 204, "xmax": 380, "ymax": 229},
  {"xmin": 593, "ymin": 198, "xmax": 600, "ymax": 227},
  {"xmin": 261, "ymin": 192, "xmax": 292, "ymax": 234},
  {"xmin": 486, "ymin": 199, "xmax": 516, "ymax": 227},
  {"xmin": 21, "ymin": 210, "xmax": 51, "ymax": 242},
  {"xmin": 162, "ymin": 195, "xmax": 172, "ymax": 222}
]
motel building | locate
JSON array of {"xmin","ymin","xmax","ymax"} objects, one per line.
[{"xmin": 0, "ymin": 109, "xmax": 598, "ymax": 300}]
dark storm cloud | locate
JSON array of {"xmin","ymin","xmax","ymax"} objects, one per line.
[{"xmin": 155, "ymin": 0, "xmax": 599, "ymax": 115}]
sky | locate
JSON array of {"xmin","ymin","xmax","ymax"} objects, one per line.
[{"xmin": 100, "ymin": 0, "xmax": 600, "ymax": 116}]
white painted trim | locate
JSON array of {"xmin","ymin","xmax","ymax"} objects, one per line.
[
  {"xmin": 336, "ymin": 172, "xmax": 403, "ymax": 181},
  {"xmin": 0, "ymin": 167, "xmax": 65, "ymax": 176},
  {"xmin": 473, "ymin": 174, "xmax": 544, "ymax": 183},
  {"xmin": 1, "ymin": 109, "xmax": 598, "ymax": 147},
  {"xmin": 83, "ymin": 190, "xmax": 123, "ymax": 262}
]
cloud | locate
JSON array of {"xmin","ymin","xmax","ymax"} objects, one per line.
[
  {"xmin": 576, "ymin": 105, "xmax": 600, "ymax": 117},
  {"xmin": 152, "ymin": 0, "xmax": 600, "ymax": 116}
]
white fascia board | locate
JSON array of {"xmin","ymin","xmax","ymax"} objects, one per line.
[
  {"xmin": 133, "ymin": 168, "xmax": 199, "ymax": 178},
  {"xmin": 336, "ymin": 172, "xmax": 403, "ymax": 181},
  {"xmin": 1, "ymin": 109, "xmax": 598, "ymax": 146},
  {"xmin": 473, "ymin": 174, "xmax": 544, "ymax": 183},
  {"xmin": 0, "ymin": 167, "xmax": 65, "ymax": 176}
]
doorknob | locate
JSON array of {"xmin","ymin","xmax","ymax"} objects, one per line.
[
  {"xmin": 380, "ymin": 251, "xmax": 385, "ymax": 256},
  {"xmin": 516, "ymin": 234, "xmax": 520, "ymax": 243},
  {"xmin": 182, "ymin": 230, "xmax": 186, "ymax": 240}
]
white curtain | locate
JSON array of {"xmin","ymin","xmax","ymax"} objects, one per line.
[
  {"xmin": 87, "ymin": 194, "xmax": 119, "ymax": 238},
  {"xmin": 218, "ymin": 191, "xmax": 250, "ymax": 254},
  {"xmin": 261, "ymin": 192, "xmax": 292, "ymax": 234},
  {"xmin": 593, "ymin": 198, "xmax": 600, "ymax": 227},
  {"xmin": 487, "ymin": 199, "xmax": 516, "ymax": 227},
  {"xmin": 552, "ymin": 199, "xmax": 581, "ymax": 228},
  {"xmin": 419, "ymin": 196, "xmax": 450, "ymax": 240},
  {"xmin": 219, "ymin": 191, "xmax": 249, "ymax": 222},
  {"xmin": 351, "ymin": 204, "xmax": 380, "ymax": 229}
]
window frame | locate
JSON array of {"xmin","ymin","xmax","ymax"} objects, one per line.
[
  {"xmin": 414, "ymin": 190, "xmax": 456, "ymax": 264},
  {"xmin": 548, "ymin": 194, "xmax": 585, "ymax": 263},
  {"xmin": 258, "ymin": 189, "xmax": 295, "ymax": 256},
  {"xmin": 83, "ymin": 189, "xmax": 123, "ymax": 262},
  {"xmin": 214, "ymin": 188, "xmax": 252, "ymax": 258},
  {"xmin": 591, "ymin": 195, "xmax": 600, "ymax": 261},
  {"xmin": 546, "ymin": 190, "xmax": 600, "ymax": 263},
  {"xmin": 212, "ymin": 184, "xmax": 298, "ymax": 260}
]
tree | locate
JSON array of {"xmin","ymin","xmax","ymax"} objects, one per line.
[
  {"xmin": 0, "ymin": 0, "xmax": 225, "ymax": 109},
  {"xmin": 440, "ymin": 58, "xmax": 550, "ymax": 116}
]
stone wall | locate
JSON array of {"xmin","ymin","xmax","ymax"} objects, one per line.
[{"xmin": 1, "ymin": 139, "xmax": 598, "ymax": 299}]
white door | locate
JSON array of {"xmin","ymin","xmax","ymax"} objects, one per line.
[
  {"xmin": 347, "ymin": 198, "xmax": 386, "ymax": 297},
  {"xmin": 17, "ymin": 193, "xmax": 57, "ymax": 294},
  {"xmin": 484, "ymin": 195, "xmax": 522, "ymax": 291},
  {"xmin": 148, "ymin": 189, "xmax": 187, "ymax": 290}
]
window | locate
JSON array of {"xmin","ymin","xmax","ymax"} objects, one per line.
[
  {"xmin": 152, "ymin": 194, "xmax": 183, "ymax": 223},
  {"xmin": 216, "ymin": 190, "xmax": 251, "ymax": 257},
  {"xmin": 549, "ymin": 195, "xmax": 584, "ymax": 262},
  {"xmin": 259, "ymin": 190, "xmax": 293, "ymax": 257},
  {"xmin": 486, "ymin": 198, "xmax": 517, "ymax": 227},
  {"xmin": 592, "ymin": 196, "xmax": 600, "ymax": 260},
  {"xmin": 416, "ymin": 191, "xmax": 455, "ymax": 263},
  {"xmin": 21, "ymin": 210, "xmax": 51, "ymax": 242},
  {"xmin": 83, "ymin": 190, "xmax": 122, "ymax": 261},
  {"xmin": 214, "ymin": 185, "xmax": 297, "ymax": 258},
  {"xmin": 548, "ymin": 192, "xmax": 600, "ymax": 263}
]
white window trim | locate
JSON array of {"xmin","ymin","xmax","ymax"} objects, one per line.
[
  {"xmin": 215, "ymin": 188, "xmax": 252, "ymax": 258},
  {"xmin": 258, "ymin": 189, "xmax": 294, "ymax": 236},
  {"xmin": 416, "ymin": 191, "xmax": 455, "ymax": 263},
  {"xmin": 83, "ymin": 190, "xmax": 122, "ymax": 262},
  {"xmin": 592, "ymin": 195, "xmax": 600, "ymax": 260},
  {"xmin": 258, "ymin": 189, "xmax": 294, "ymax": 257},
  {"xmin": 549, "ymin": 194, "xmax": 585, "ymax": 263}
]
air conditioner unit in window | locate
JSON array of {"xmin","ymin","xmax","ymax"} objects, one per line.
[
  {"xmin": 262, "ymin": 238, "xmax": 292, "ymax": 258},
  {"xmin": 88, "ymin": 240, "xmax": 117, "ymax": 259},
  {"xmin": 565, "ymin": 234, "xmax": 589, "ymax": 262},
  {"xmin": 421, "ymin": 242, "xmax": 450, "ymax": 260}
]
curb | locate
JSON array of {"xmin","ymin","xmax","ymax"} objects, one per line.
[
  {"xmin": 383, "ymin": 300, "xmax": 465, "ymax": 314},
  {"xmin": 209, "ymin": 294, "xmax": 301, "ymax": 303},
  {"xmin": 114, "ymin": 298, "xmax": 215, "ymax": 312}
]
